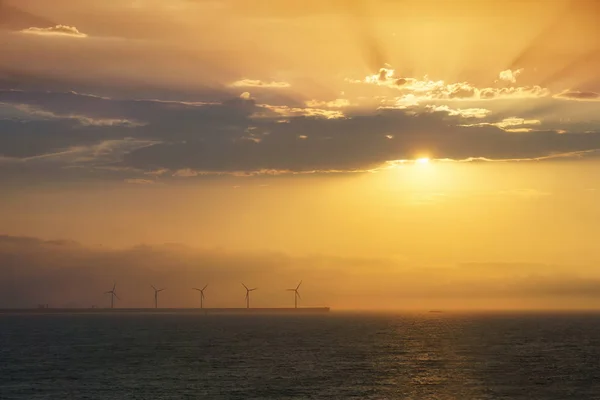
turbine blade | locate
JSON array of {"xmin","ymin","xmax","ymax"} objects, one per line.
[
  {"xmin": 296, "ymin": 291, "xmax": 301, "ymax": 300},
  {"xmin": 242, "ymin": 283, "xmax": 248, "ymax": 290},
  {"xmin": 296, "ymin": 280, "xmax": 302, "ymax": 290},
  {"xmin": 201, "ymin": 292, "xmax": 205, "ymax": 299},
  {"xmin": 104, "ymin": 291, "xmax": 112, "ymax": 294},
  {"xmin": 114, "ymin": 293, "xmax": 121, "ymax": 300},
  {"xmin": 286, "ymin": 289, "xmax": 295, "ymax": 291},
  {"xmin": 151, "ymin": 285, "xmax": 157, "ymax": 291},
  {"xmin": 112, "ymin": 282, "xmax": 116, "ymax": 291},
  {"xmin": 192, "ymin": 288, "xmax": 200, "ymax": 291},
  {"xmin": 202, "ymin": 284, "xmax": 208, "ymax": 291},
  {"xmin": 250, "ymin": 288, "xmax": 257, "ymax": 291}
]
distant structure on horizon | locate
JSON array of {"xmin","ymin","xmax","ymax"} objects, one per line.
[
  {"xmin": 286, "ymin": 280, "xmax": 302, "ymax": 308},
  {"xmin": 104, "ymin": 282, "xmax": 119, "ymax": 309},
  {"xmin": 151, "ymin": 285, "xmax": 165, "ymax": 308},
  {"xmin": 242, "ymin": 283, "xmax": 257, "ymax": 308},
  {"xmin": 32, "ymin": 280, "xmax": 330, "ymax": 312},
  {"xmin": 192, "ymin": 284, "xmax": 208, "ymax": 309}
]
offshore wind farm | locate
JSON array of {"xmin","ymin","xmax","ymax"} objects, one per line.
[
  {"xmin": 0, "ymin": 280, "xmax": 330, "ymax": 314},
  {"xmin": 0, "ymin": 307, "xmax": 331, "ymax": 315}
]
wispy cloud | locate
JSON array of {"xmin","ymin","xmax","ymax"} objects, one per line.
[
  {"xmin": 229, "ymin": 79, "xmax": 291, "ymax": 88},
  {"xmin": 304, "ymin": 99, "xmax": 351, "ymax": 108},
  {"xmin": 554, "ymin": 90, "xmax": 600, "ymax": 101},
  {"xmin": 462, "ymin": 117, "xmax": 542, "ymax": 132},
  {"xmin": 124, "ymin": 178, "xmax": 155, "ymax": 184},
  {"xmin": 12, "ymin": 103, "xmax": 143, "ymax": 127},
  {"xmin": 425, "ymin": 105, "xmax": 491, "ymax": 119},
  {"xmin": 259, "ymin": 105, "xmax": 345, "ymax": 119},
  {"xmin": 20, "ymin": 25, "xmax": 88, "ymax": 38}
]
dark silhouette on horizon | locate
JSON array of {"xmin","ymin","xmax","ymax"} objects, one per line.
[
  {"xmin": 286, "ymin": 280, "xmax": 302, "ymax": 308},
  {"xmin": 151, "ymin": 285, "xmax": 165, "ymax": 309},
  {"xmin": 104, "ymin": 282, "xmax": 119, "ymax": 309},
  {"xmin": 192, "ymin": 284, "xmax": 208, "ymax": 309},
  {"xmin": 9, "ymin": 280, "xmax": 330, "ymax": 311},
  {"xmin": 242, "ymin": 283, "xmax": 257, "ymax": 309}
]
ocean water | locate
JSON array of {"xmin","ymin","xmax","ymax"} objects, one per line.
[{"xmin": 1, "ymin": 312, "xmax": 599, "ymax": 399}]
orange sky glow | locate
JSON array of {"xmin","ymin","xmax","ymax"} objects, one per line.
[{"xmin": 1, "ymin": 0, "xmax": 600, "ymax": 310}]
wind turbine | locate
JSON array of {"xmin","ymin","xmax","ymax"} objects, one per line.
[
  {"xmin": 286, "ymin": 280, "xmax": 302, "ymax": 308},
  {"xmin": 242, "ymin": 283, "xmax": 257, "ymax": 309},
  {"xmin": 104, "ymin": 282, "xmax": 119, "ymax": 309},
  {"xmin": 151, "ymin": 285, "xmax": 165, "ymax": 309},
  {"xmin": 192, "ymin": 284, "xmax": 208, "ymax": 309}
]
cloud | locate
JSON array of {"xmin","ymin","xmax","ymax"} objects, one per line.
[
  {"xmin": 2, "ymin": 89, "xmax": 600, "ymax": 180},
  {"xmin": 478, "ymin": 86, "xmax": 549, "ymax": 100},
  {"xmin": 20, "ymin": 25, "xmax": 88, "ymax": 38},
  {"xmin": 494, "ymin": 118, "xmax": 542, "ymax": 129},
  {"xmin": 554, "ymin": 90, "xmax": 600, "ymax": 101},
  {"xmin": 356, "ymin": 68, "xmax": 549, "ymax": 103},
  {"xmin": 259, "ymin": 105, "xmax": 345, "ymax": 119},
  {"xmin": 305, "ymin": 99, "xmax": 351, "ymax": 108},
  {"xmin": 11, "ymin": 103, "xmax": 143, "ymax": 127},
  {"xmin": 498, "ymin": 68, "xmax": 523, "ymax": 83},
  {"xmin": 0, "ymin": 111, "xmax": 152, "ymax": 160},
  {"xmin": 462, "ymin": 117, "xmax": 542, "ymax": 132},
  {"xmin": 365, "ymin": 67, "xmax": 395, "ymax": 83},
  {"xmin": 124, "ymin": 178, "xmax": 155, "ymax": 184},
  {"xmin": 425, "ymin": 105, "xmax": 491, "ymax": 119},
  {"xmin": 172, "ymin": 168, "xmax": 200, "ymax": 177},
  {"xmin": 230, "ymin": 79, "xmax": 291, "ymax": 88}
]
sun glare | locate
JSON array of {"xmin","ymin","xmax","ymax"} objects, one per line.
[{"xmin": 416, "ymin": 157, "xmax": 430, "ymax": 165}]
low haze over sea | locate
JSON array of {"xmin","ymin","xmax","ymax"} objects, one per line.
[{"xmin": 2, "ymin": 312, "xmax": 599, "ymax": 399}]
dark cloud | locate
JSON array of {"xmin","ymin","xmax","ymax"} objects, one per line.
[
  {"xmin": 0, "ymin": 90, "xmax": 255, "ymax": 122},
  {"xmin": 2, "ymin": 89, "xmax": 600, "ymax": 179},
  {"xmin": 0, "ymin": 67, "xmax": 236, "ymax": 105},
  {"xmin": 0, "ymin": 118, "xmax": 130, "ymax": 158}
]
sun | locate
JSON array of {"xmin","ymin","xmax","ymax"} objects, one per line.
[{"xmin": 416, "ymin": 157, "xmax": 430, "ymax": 165}]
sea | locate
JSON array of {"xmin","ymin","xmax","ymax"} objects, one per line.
[{"xmin": 1, "ymin": 312, "xmax": 599, "ymax": 399}]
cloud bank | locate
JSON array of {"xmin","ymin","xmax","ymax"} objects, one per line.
[
  {"xmin": 1, "ymin": 89, "xmax": 600, "ymax": 182},
  {"xmin": 1, "ymin": 235, "xmax": 600, "ymax": 310}
]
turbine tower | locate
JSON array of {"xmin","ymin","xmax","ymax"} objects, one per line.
[
  {"xmin": 151, "ymin": 285, "xmax": 165, "ymax": 309},
  {"xmin": 242, "ymin": 283, "xmax": 257, "ymax": 309},
  {"xmin": 192, "ymin": 284, "xmax": 208, "ymax": 309},
  {"xmin": 104, "ymin": 282, "xmax": 119, "ymax": 309},
  {"xmin": 286, "ymin": 280, "xmax": 302, "ymax": 308}
]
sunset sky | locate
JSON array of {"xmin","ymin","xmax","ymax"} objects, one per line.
[{"xmin": 1, "ymin": 0, "xmax": 600, "ymax": 310}]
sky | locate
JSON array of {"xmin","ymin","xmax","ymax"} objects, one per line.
[{"xmin": 1, "ymin": 0, "xmax": 600, "ymax": 310}]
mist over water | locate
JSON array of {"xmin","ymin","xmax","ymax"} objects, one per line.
[{"xmin": 1, "ymin": 312, "xmax": 599, "ymax": 399}]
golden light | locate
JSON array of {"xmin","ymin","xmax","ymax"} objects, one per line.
[{"xmin": 416, "ymin": 157, "xmax": 430, "ymax": 165}]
